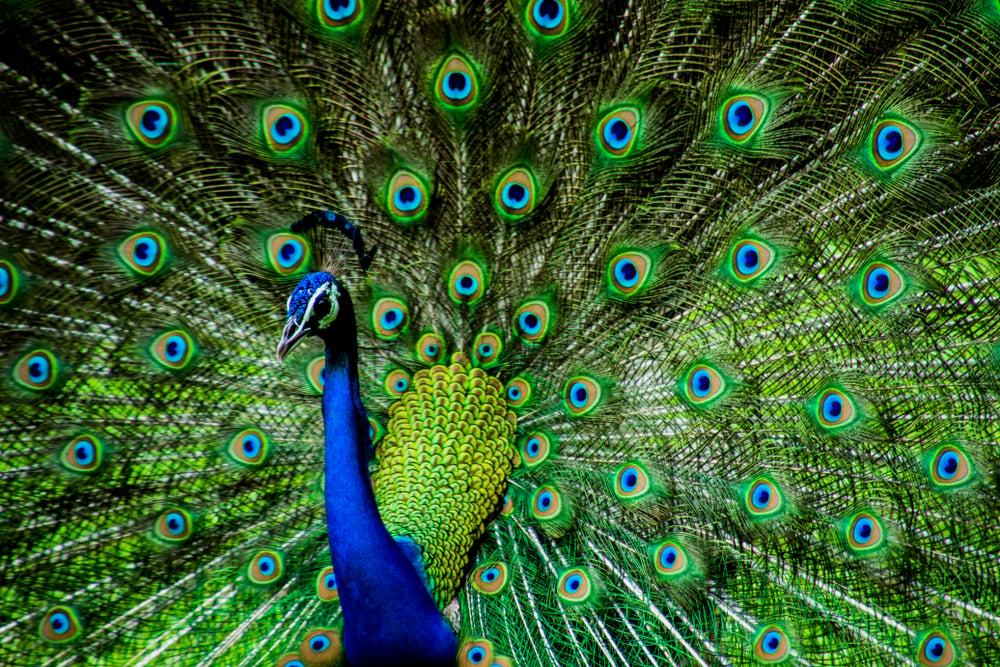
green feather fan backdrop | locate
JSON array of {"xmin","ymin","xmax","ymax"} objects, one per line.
[{"xmin": 1, "ymin": 0, "xmax": 999, "ymax": 665}]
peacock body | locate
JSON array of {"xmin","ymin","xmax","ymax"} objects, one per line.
[{"xmin": 2, "ymin": 0, "xmax": 1000, "ymax": 665}]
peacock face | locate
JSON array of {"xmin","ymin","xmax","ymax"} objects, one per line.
[{"xmin": 276, "ymin": 272, "xmax": 341, "ymax": 361}]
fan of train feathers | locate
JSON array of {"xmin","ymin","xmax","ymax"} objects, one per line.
[{"xmin": 1, "ymin": 0, "xmax": 1000, "ymax": 665}]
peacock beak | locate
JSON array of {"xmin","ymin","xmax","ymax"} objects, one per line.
[{"xmin": 276, "ymin": 318, "xmax": 309, "ymax": 363}]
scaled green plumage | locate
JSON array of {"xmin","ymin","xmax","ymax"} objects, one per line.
[{"xmin": 2, "ymin": 0, "xmax": 1000, "ymax": 665}]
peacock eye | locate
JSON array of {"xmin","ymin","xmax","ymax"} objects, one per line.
[
  {"xmin": 520, "ymin": 432, "xmax": 552, "ymax": 467},
  {"xmin": 372, "ymin": 297, "xmax": 409, "ymax": 339},
  {"xmin": 126, "ymin": 101, "xmax": 177, "ymax": 147},
  {"xmin": 505, "ymin": 377, "xmax": 532, "ymax": 407},
  {"xmin": 276, "ymin": 657, "xmax": 306, "ymax": 667},
  {"xmin": 927, "ymin": 444, "xmax": 973, "ymax": 489},
  {"xmin": 679, "ymin": 362, "xmax": 728, "ymax": 407},
  {"xmin": 472, "ymin": 562, "xmax": 509, "ymax": 594},
  {"xmin": 306, "ymin": 356, "xmax": 325, "ymax": 394},
  {"xmin": 266, "ymin": 234, "xmax": 310, "ymax": 275},
  {"xmin": 531, "ymin": 485, "xmax": 563, "ymax": 520},
  {"xmin": 435, "ymin": 55, "xmax": 478, "ymax": 108},
  {"xmin": 916, "ymin": 630, "xmax": 956, "ymax": 667},
  {"xmin": 721, "ymin": 94, "xmax": 768, "ymax": 144},
  {"xmin": 0, "ymin": 259, "xmax": 18, "ymax": 305},
  {"xmin": 858, "ymin": 261, "xmax": 905, "ymax": 309},
  {"xmin": 653, "ymin": 540, "xmax": 689, "ymax": 578},
  {"xmin": 416, "ymin": 332, "xmax": 445, "ymax": 363},
  {"xmin": 227, "ymin": 428, "xmax": 269, "ymax": 466},
  {"xmin": 613, "ymin": 462, "xmax": 651, "ymax": 500},
  {"xmin": 527, "ymin": 0, "xmax": 568, "ymax": 36},
  {"xmin": 870, "ymin": 119, "xmax": 921, "ymax": 171},
  {"xmin": 744, "ymin": 477, "xmax": 784, "ymax": 518},
  {"xmin": 814, "ymin": 388, "xmax": 857, "ymax": 430},
  {"xmin": 300, "ymin": 628, "xmax": 342, "ymax": 662},
  {"xmin": 597, "ymin": 107, "xmax": 639, "ymax": 157},
  {"xmin": 263, "ymin": 105, "xmax": 308, "ymax": 152},
  {"xmin": 40, "ymin": 606, "xmax": 82, "ymax": 644},
  {"xmin": 317, "ymin": 0, "xmax": 361, "ymax": 28},
  {"xmin": 448, "ymin": 260, "xmax": 486, "ymax": 304},
  {"xmin": 367, "ymin": 416, "xmax": 384, "ymax": 443},
  {"xmin": 473, "ymin": 332, "xmax": 502, "ymax": 366},
  {"xmin": 118, "ymin": 231, "xmax": 168, "ymax": 277},
  {"xmin": 458, "ymin": 640, "xmax": 493, "ymax": 667},
  {"xmin": 564, "ymin": 375, "xmax": 602, "ymax": 416},
  {"xmin": 386, "ymin": 171, "xmax": 429, "ymax": 223},
  {"xmin": 495, "ymin": 167, "xmax": 537, "ymax": 218},
  {"xmin": 607, "ymin": 251, "xmax": 651, "ymax": 295},
  {"xmin": 557, "ymin": 568, "xmax": 593, "ymax": 603},
  {"xmin": 151, "ymin": 329, "xmax": 197, "ymax": 371},
  {"xmin": 845, "ymin": 512, "xmax": 885, "ymax": 554},
  {"xmin": 60, "ymin": 434, "xmax": 104, "ymax": 473},
  {"xmin": 14, "ymin": 348, "xmax": 59, "ymax": 391},
  {"xmin": 728, "ymin": 238, "xmax": 776, "ymax": 283},
  {"xmin": 248, "ymin": 550, "xmax": 284, "ymax": 585},
  {"xmin": 384, "ymin": 369, "xmax": 410, "ymax": 397},
  {"xmin": 513, "ymin": 300, "xmax": 551, "ymax": 342},
  {"xmin": 753, "ymin": 625, "xmax": 790, "ymax": 663},
  {"xmin": 154, "ymin": 508, "xmax": 193, "ymax": 544}
]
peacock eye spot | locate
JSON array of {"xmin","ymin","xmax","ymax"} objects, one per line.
[
  {"xmin": 397, "ymin": 186, "xmax": 416, "ymax": 205},
  {"xmin": 763, "ymin": 631, "xmax": 782, "ymax": 654},
  {"xmin": 425, "ymin": 344, "xmax": 438, "ymax": 355},
  {"xmin": 507, "ymin": 386, "xmax": 520, "ymax": 400},
  {"xmin": 606, "ymin": 119, "xmax": 630, "ymax": 146},
  {"xmin": 311, "ymin": 636, "xmax": 330, "ymax": 652},
  {"xmin": 539, "ymin": 492, "xmax": 552, "ymax": 509},
  {"xmin": 661, "ymin": 547, "xmax": 676, "ymax": 566},
  {"xmin": 753, "ymin": 485, "xmax": 770, "ymax": 508},
  {"xmin": 468, "ymin": 647, "xmax": 485, "ymax": 663}
]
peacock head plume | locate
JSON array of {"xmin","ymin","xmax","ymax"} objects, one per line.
[{"xmin": 274, "ymin": 210, "xmax": 377, "ymax": 362}]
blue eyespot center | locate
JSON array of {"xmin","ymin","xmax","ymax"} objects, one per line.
[
  {"xmin": 381, "ymin": 308, "xmax": 402, "ymax": 329},
  {"xmin": 49, "ymin": 612, "xmax": 70, "ymax": 634},
  {"xmin": 311, "ymin": 636, "xmax": 331, "ymax": 652},
  {"xmin": 134, "ymin": 238, "xmax": 156, "ymax": 266},
  {"xmin": 762, "ymin": 630, "xmax": 782, "ymax": 654},
  {"xmin": 691, "ymin": 369, "xmax": 711, "ymax": 397},
  {"xmin": 445, "ymin": 72, "xmax": 471, "ymax": 99},
  {"xmin": 737, "ymin": 245, "xmax": 759, "ymax": 274},
  {"xmin": 29, "ymin": 355, "xmax": 50, "ymax": 381},
  {"xmin": 393, "ymin": 185, "xmax": 421, "ymax": 212},
  {"xmin": 395, "ymin": 379, "xmax": 408, "ymax": 392},
  {"xmin": 604, "ymin": 119, "xmax": 631, "ymax": 148},
  {"xmin": 425, "ymin": 344, "xmax": 438, "ymax": 356},
  {"xmin": 502, "ymin": 182, "xmax": 528, "ymax": 208},
  {"xmin": 660, "ymin": 546, "xmax": 677, "ymax": 567},
  {"xmin": 325, "ymin": 573, "xmax": 337, "ymax": 589},
  {"xmin": 165, "ymin": 512, "xmax": 185, "ymax": 535},
  {"xmin": 866, "ymin": 267, "xmax": 890, "ymax": 298},
  {"xmin": 614, "ymin": 258, "xmax": 639, "ymax": 286},
  {"xmin": 519, "ymin": 312, "xmax": 540, "ymax": 334},
  {"xmin": 937, "ymin": 451, "xmax": 959, "ymax": 479},
  {"xmin": 538, "ymin": 491, "xmax": 552, "ymax": 509},
  {"xmin": 271, "ymin": 113, "xmax": 301, "ymax": 144},
  {"xmin": 165, "ymin": 335, "xmax": 187, "ymax": 362},
  {"xmin": 925, "ymin": 637, "xmax": 945, "ymax": 660},
  {"xmin": 507, "ymin": 386, "xmax": 521, "ymax": 400},
  {"xmin": 324, "ymin": 0, "xmax": 356, "ymax": 20},
  {"xmin": 456, "ymin": 275, "xmax": 478, "ymax": 295},
  {"xmin": 877, "ymin": 126, "xmax": 904, "ymax": 160},
  {"xmin": 75, "ymin": 441, "xmax": 95, "ymax": 465},
  {"xmin": 534, "ymin": 0, "xmax": 563, "ymax": 27},
  {"xmin": 853, "ymin": 518, "xmax": 873, "ymax": 543},
  {"xmin": 526, "ymin": 438, "xmax": 540, "ymax": 456},
  {"xmin": 278, "ymin": 241, "xmax": 303, "ymax": 267},
  {"xmin": 566, "ymin": 574, "xmax": 582, "ymax": 592},
  {"xmin": 752, "ymin": 483, "xmax": 771, "ymax": 509},
  {"xmin": 140, "ymin": 106, "xmax": 169, "ymax": 139},
  {"xmin": 621, "ymin": 467, "xmax": 638, "ymax": 491},
  {"xmin": 727, "ymin": 101, "xmax": 754, "ymax": 135},
  {"xmin": 243, "ymin": 434, "xmax": 261, "ymax": 456},
  {"xmin": 468, "ymin": 647, "xmax": 486, "ymax": 663},
  {"xmin": 483, "ymin": 567, "xmax": 499, "ymax": 582},
  {"xmin": 259, "ymin": 556, "xmax": 274, "ymax": 574},
  {"xmin": 822, "ymin": 394, "xmax": 842, "ymax": 420},
  {"xmin": 569, "ymin": 382, "xmax": 589, "ymax": 408}
]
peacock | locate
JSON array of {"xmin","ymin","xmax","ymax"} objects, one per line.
[{"xmin": 2, "ymin": 0, "xmax": 1000, "ymax": 665}]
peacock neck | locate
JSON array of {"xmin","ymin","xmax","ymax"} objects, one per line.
[{"xmin": 319, "ymin": 299, "xmax": 457, "ymax": 666}]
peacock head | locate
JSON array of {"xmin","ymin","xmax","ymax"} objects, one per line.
[{"xmin": 276, "ymin": 271, "xmax": 345, "ymax": 361}]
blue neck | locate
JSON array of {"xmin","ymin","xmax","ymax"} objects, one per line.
[{"xmin": 321, "ymin": 323, "xmax": 457, "ymax": 666}]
